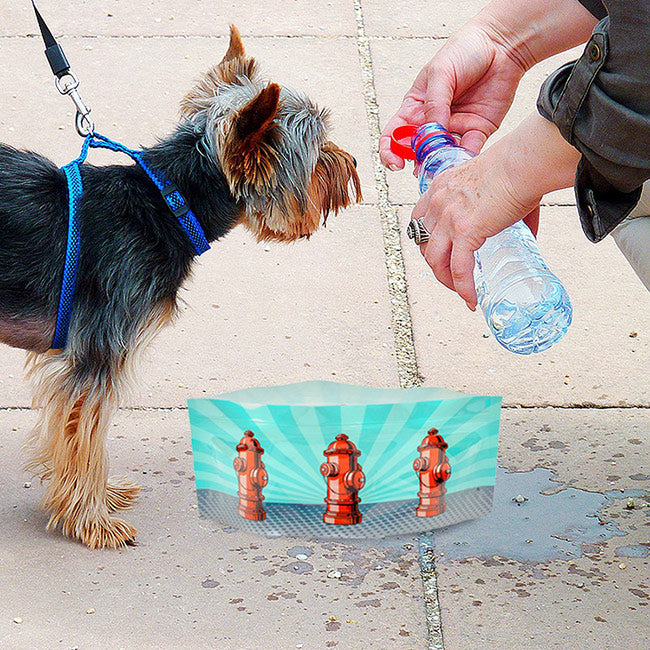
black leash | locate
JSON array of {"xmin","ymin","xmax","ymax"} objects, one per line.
[
  {"xmin": 31, "ymin": 0, "xmax": 70, "ymax": 78},
  {"xmin": 31, "ymin": 0, "xmax": 94, "ymax": 136}
]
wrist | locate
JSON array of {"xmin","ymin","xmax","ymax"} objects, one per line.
[
  {"xmin": 473, "ymin": 0, "xmax": 599, "ymax": 70},
  {"xmin": 471, "ymin": 14, "xmax": 537, "ymax": 73},
  {"xmin": 488, "ymin": 112, "xmax": 580, "ymax": 209}
]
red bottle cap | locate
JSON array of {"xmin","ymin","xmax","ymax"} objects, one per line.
[{"xmin": 390, "ymin": 125, "xmax": 418, "ymax": 160}]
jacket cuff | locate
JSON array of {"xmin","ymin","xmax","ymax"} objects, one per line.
[
  {"xmin": 574, "ymin": 159, "xmax": 641, "ymax": 242},
  {"xmin": 578, "ymin": 0, "xmax": 607, "ymax": 20},
  {"xmin": 537, "ymin": 18, "xmax": 650, "ymax": 241}
]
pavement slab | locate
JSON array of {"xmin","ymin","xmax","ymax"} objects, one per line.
[
  {"xmin": 362, "ymin": 0, "xmax": 491, "ymax": 38},
  {"xmin": 1, "ymin": 1, "xmax": 358, "ymax": 37},
  {"xmin": 435, "ymin": 407, "xmax": 650, "ymax": 650}
]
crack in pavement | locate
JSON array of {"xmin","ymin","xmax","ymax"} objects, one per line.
[{"xmin": 352, "ymin": 1, "xmax": 442, "ymax": 648}]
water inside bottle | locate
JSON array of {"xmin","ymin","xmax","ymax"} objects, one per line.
[
  {"xmin": 480, "ymin": 274, "xmax": 573, "ymax": 354},
  {"xmin": 474, "ymin": 228, "xmax": 573, "ymax": 354}
]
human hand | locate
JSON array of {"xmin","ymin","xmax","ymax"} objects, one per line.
[
  {"xmin": 379, "ymin": 0, "xmax": 598, "ymax": 169},
  {"xmin": 412, "ymin": 154, "xmax": 536, "ymax": 309},
  {"xmin": 411, "ymin": 112, "xmax": 580, "ymax": 309},
  {"xmin": 380, "ymin": 22, "xmax": 528, "ymax": 168}
]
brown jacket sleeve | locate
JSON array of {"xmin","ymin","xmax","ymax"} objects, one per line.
[{"xmin": 537, "ymin": 2, "xmax": 650, "ymax": 242}]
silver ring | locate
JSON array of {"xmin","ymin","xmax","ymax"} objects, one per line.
[{"xmin": 406, "ymin": 217, "xmax": 430, "ymax": 245}]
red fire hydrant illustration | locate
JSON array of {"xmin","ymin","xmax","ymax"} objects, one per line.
[
  {"xmin": 233, "ymin": 430, "xmax": 268, "ymax": 521},
  {"xmin": 320, "ymin": 434, "xmax": 366, "ymax": 525},
  {"xmin": 413, "ymin": 428, "xmax": 451, "ymax": 517}
]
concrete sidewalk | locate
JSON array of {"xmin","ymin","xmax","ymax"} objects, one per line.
[{"xmin": 0, "ymin": 1, "xmax": 648, "ymax": 649}]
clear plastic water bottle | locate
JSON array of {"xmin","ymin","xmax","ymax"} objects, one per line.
[{"xmin": 405, "ymin": 123, "xmax": 572, "ymax": 354}]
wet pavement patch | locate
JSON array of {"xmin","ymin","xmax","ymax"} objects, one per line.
[
  {"xmin": 287, "ymin": 545, "xmax": 314, "ymax": 560},
  {"xmin": 614, "ymin": 544, "xmax": 650, "ymax": 558},
  {"xmin": 432, "ymin": 466, "xmax": 646, "ymax": 563}
]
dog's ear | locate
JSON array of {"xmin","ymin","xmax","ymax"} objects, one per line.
[
  {"xmin": 220, "ymin": 83, "xmax": 281, "ymax": 198},
  {"xmin": 180, "ymin": 25, "xmax": 258, "ymax": 118},
  {"xmin": 215, "ymin": 24, "xmax": 258, "ymax": 83},
  {"xmin": 220, "ymin": 24, "xmax": 245, "ymax": 64}
]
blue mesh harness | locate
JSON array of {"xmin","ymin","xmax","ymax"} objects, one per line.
[{"xmin": 52, "ymin": 132, "xmax": 211, "ymax": 349}]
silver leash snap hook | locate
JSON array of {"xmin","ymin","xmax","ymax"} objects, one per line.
[
  {"xmin": 55, "ymin": 71, "xmax": 95, "ymax": 136},
  {"xmin": 55, "ymin": 71, "xmax": 79, "ymax": 95},
  {"xmin": 75, "ymin": 111, "xmax": 95, "ymax": 137}
]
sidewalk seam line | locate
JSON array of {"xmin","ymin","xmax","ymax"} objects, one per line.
[
  {"xmin": 352, "ymin": 0, "xmax": 422, "ymax": 391},
  {"xmin": 389, "ymin": 201, "xmax": 578, "ymax": 208},
  {"xmin": 419, "ymin": 535, "xmax": 445, "ymax": 650},
  {"xmin": 351, "ymin": 2, "xmax": 442, "ymax": 649},
  {"xmin": 2, "ymin": 404, "xmax": 649, "ymax": 412}
]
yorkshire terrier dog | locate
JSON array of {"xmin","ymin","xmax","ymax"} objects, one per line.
[{"xmin": 0, "ymin": 26, "xmax": 361, "ymax": 548}]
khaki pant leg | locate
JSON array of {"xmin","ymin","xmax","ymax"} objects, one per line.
[{"xmin": 610, "ymin": 180, "xmax": 650, "ymax": 292}]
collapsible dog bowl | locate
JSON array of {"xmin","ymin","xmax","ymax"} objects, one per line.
[{"xmin": 188, "ymin": 382, "xmax": 501, "ymax": 539}]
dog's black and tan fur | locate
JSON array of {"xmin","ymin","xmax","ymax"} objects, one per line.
[{"xmin": 0, "ymin": 27, "xmax": 361, "ymax": 548}]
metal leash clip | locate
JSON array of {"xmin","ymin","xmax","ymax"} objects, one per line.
[
  {"xmin": 55, "ymin": 71, "xmax": 95, "ymax": 137},
  {"xmin": 32, "ymin": 0, "xmax": 95, "ymax": 137}
]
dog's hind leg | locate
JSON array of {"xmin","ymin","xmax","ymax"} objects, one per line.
[
  {"xmin": 24, "ymin": 298, "xmax": 176, "ymax": 548},
  {"xmin": 25, "ymin": 351, "xmax": 137, "ymax": 548}
]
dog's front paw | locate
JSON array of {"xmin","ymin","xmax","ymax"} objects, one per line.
[
  {"xmin": 106, "ymin": 478, "xmax": 141, "ymax": 512},
  {"xmin": 82, "ymin": 517, "xmax": 137, "ymax": 549},
  {"xmin": 73, "ymin": 516, "xmax": 138, "ymax": 550}
]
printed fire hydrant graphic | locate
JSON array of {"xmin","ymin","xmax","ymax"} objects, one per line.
[
  {"xmin": 233, "ymin": 430, "xmax": 268, "ymax": 521},
  {"xmin": 413, "ymin": 428, "xmax": 451, "ymax": 517},
  {"xmin": 320, "ymin": 434, "xmax": 366, "ymax": 525}
]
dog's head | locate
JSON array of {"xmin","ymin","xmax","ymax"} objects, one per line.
[{"xmin": 180, "ymin": 26, "xmax": 362, "ymax": 242}]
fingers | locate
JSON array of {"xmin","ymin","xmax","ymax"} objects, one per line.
[
  {"xmin": 413, "ymin": 194, "xmax": 478, "ymax": 310},
  {"xmin": 381, "ymin": 60, "xmax": 455, "ymax": 170},
  {"xmin": 411, "ymin": 190, "xmax": 430, "ymax": 222},
  {"xmin": 412, "ymin": 194, "xmax": 452, "ymax": 291},
  {"xmin": 450, "ymin": 245, "xmax": 478, "ymax": 309},
  {"xmin": 379, "ymin": 113, "xmax": 409, "ymax": 170},
  {"xmin": 380, "ymin": 103, "xmax": 424, "ymax": 170},
  {"xmin": 423, "ymin": 230, "xmax": 455, "ymax": 292},
  {"xmin": 424, "ymin": 231, "xmax": 477, "ymax": 308},
  {"xmin": 413, "ymin": 194, "xmax": 454, "ymax": 292},
  {"xmin": 379, "ymin": 90, "xmax": 426, "ymax": 170}
]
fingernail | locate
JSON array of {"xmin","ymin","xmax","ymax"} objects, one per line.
[{"xmin": 388, "ymin": 164, "xmax": 399, "ymax": 172}]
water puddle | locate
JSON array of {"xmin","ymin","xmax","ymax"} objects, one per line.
[
  {"xmin": 614, "ymin": 544, "xmax": 650, "ymax": 558},
  {"xmin": 431, "ymin": 466, "xmax": 646, "ymax": 562}
]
